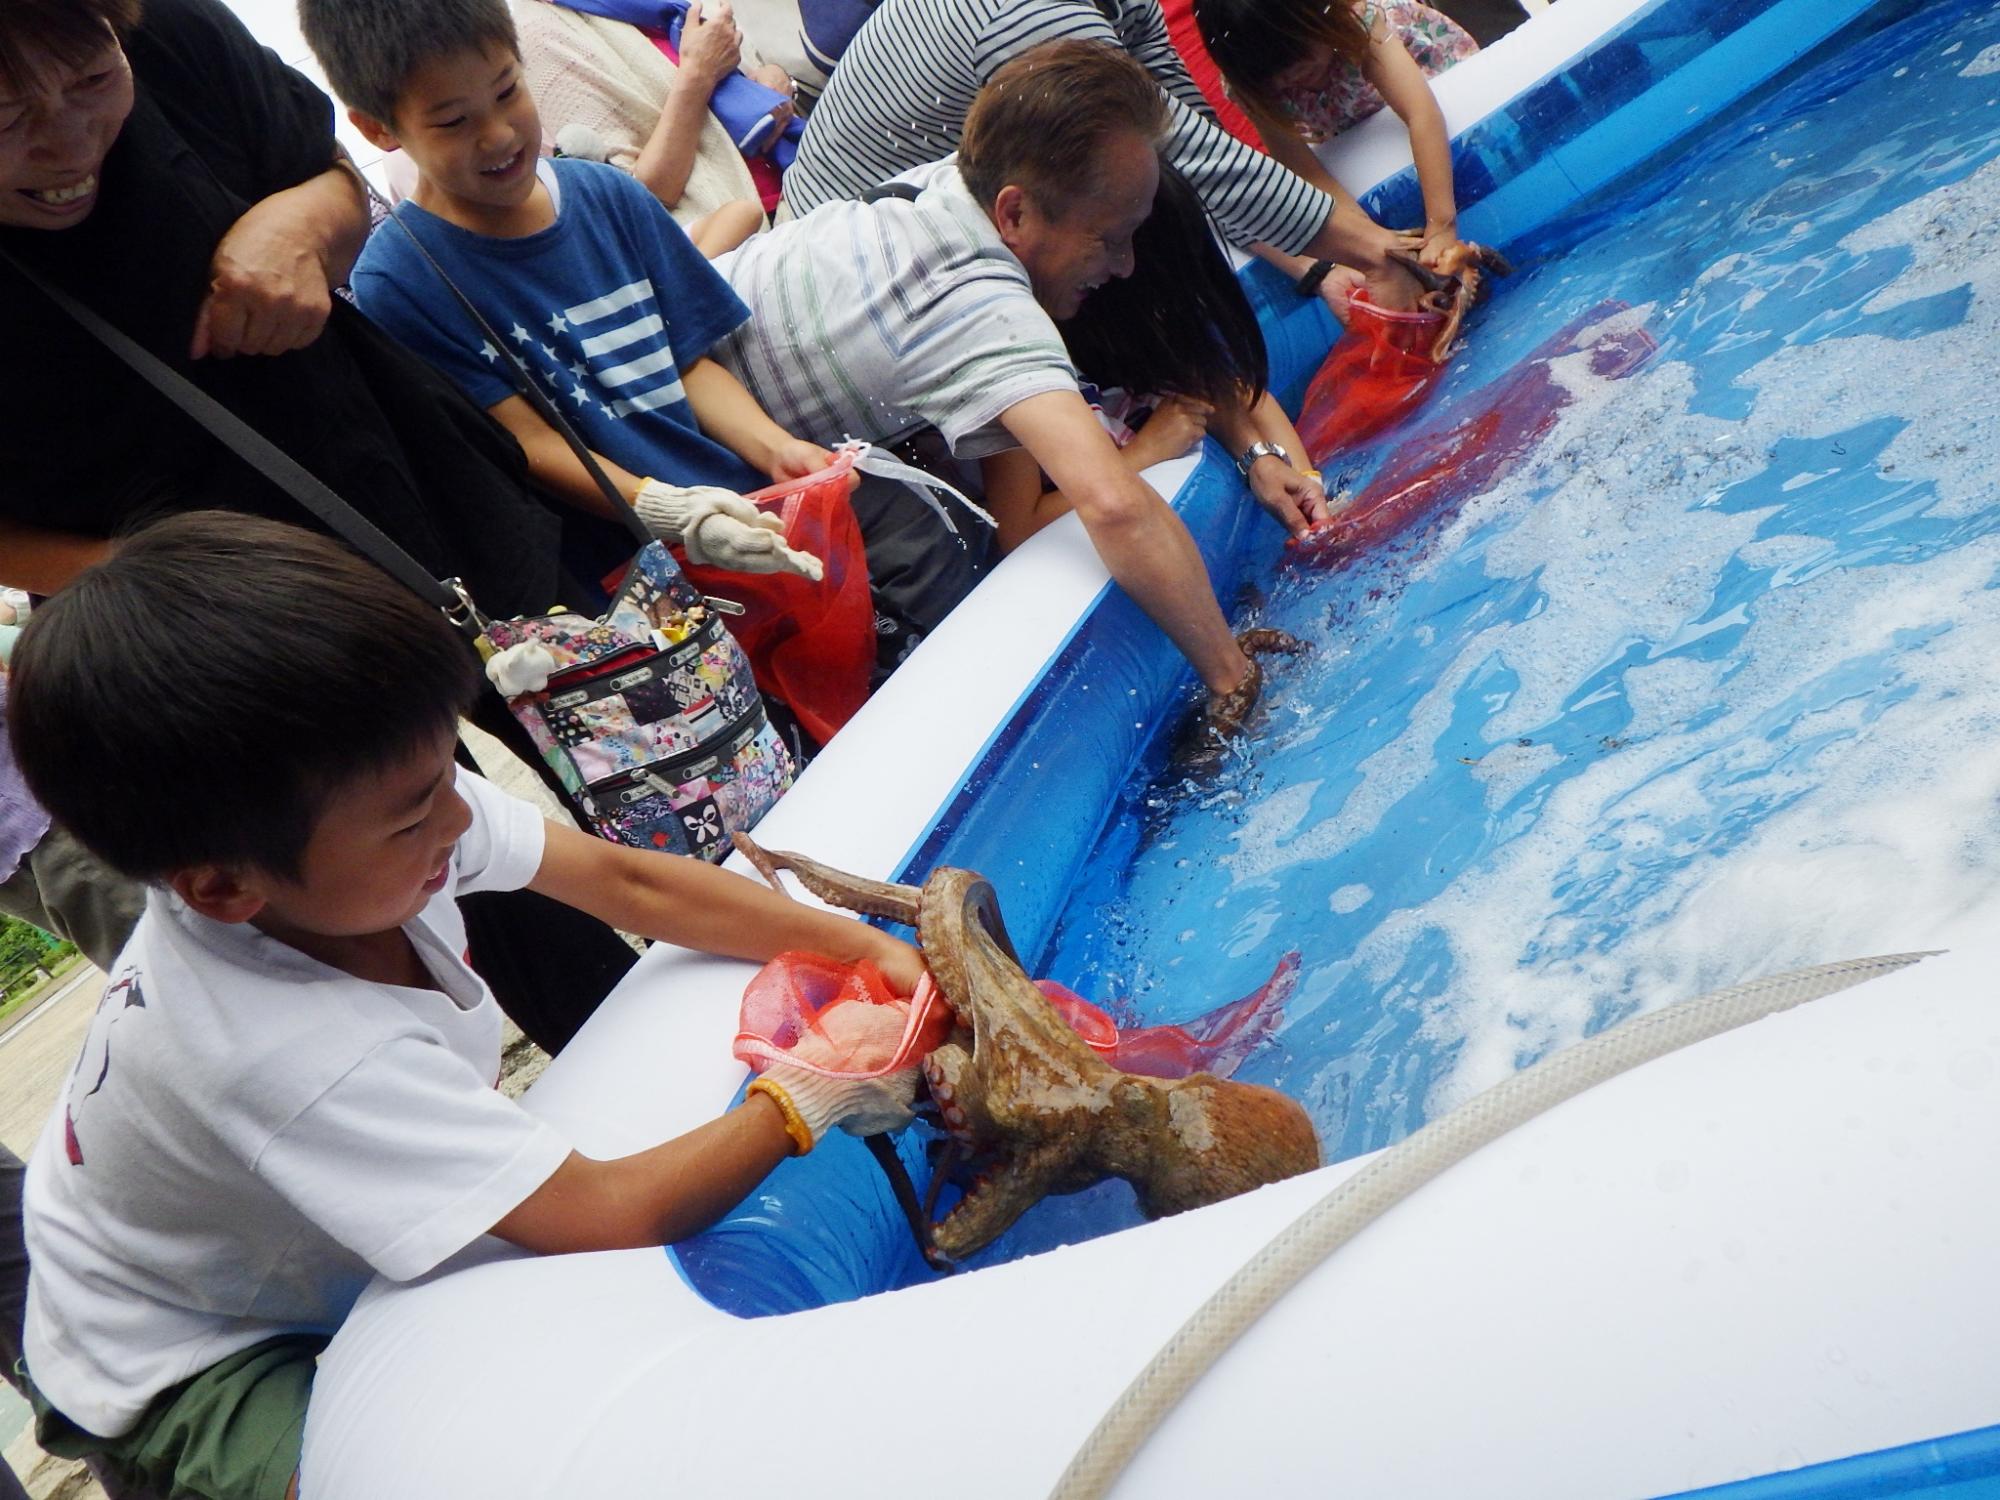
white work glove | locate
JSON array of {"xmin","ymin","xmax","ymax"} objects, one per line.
[
  {"xmin": 632, "ymin": 478, "xmax": 823, "ymax": 581},
  {"xmin": 484, "ymin": 641, "xmax": 559, "ymax": 698},
  {"xmin": 754, "ymin": 1060, "xmax": 920, "ymax": 1151}
]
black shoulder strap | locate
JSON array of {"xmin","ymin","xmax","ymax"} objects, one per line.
[
  {"xmin": 385, "ymin": 205, "xmax": 652, "ymax": 549},
  {"xmin": 2, "ymin": 248, "xmax": 469, "ymax": 621}
]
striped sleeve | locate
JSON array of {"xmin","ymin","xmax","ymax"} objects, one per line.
[
  {"xmin": 1156, "ymin": 88, "xmax": 1332, "ymax": 253},
  {"xmin": 784, "ymin": 0, "xmax": 990, "ymax": 211},
  {"xmin": 784, "ymin": 0, "xmax": 1332, "ymax": 254}
]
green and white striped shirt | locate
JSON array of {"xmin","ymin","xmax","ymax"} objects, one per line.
[{"xmin": 715, "ymin": 163, "xmax": 1080, "ymax": 458}]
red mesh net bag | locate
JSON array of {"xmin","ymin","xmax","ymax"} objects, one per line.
[
  {"xmin": 677, "ymin": 451, "xmax": 876, "ymax": 747},
  {"xmin": 1295, "ymin": 290, "xmax": 1450, "ymax": 466},
  {"xmin": 734, "ymin": 952, "xmax": 1299, "ymax": 1082},
  {"xmin": 734, "ymin": 953, "xmax": 954, "ymax": 1079}
]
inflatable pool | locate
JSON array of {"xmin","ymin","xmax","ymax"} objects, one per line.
[{"xmin": 302, "ymin": 0, "xmax": 2000, "ymax": 1493}]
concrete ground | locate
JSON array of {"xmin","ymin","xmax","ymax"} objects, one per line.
[{"xmin": 2, "ymin": 963, "xmax": 107, "ymax": 1499}]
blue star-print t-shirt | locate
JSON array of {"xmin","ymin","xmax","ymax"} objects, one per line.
[{"xmin": 352, "ymin": 157, "xmax": 765, "ymax": 496}]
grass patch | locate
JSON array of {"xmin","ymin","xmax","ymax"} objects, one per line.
[{"xmin": 0, "ymin": 950, "xmax": 87, "ymax": 1030}]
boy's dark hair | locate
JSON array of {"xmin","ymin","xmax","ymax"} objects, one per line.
[
  {"xmin": 959, "ymin": 41, "xmax": 1170, "ymax": 221},
  {"xmin": 298, "ymin": 0, "xmax": 519, "ymax": 126},
  {"xmin": 0, "ymin": 0, "xmax": 142, "ymax": 100},
  {"xmin": 7, "ymin": 512, "xmax": 479, "ymax": 883},
  {"xmin": 1192, "ymin": 0, "xmax": 1371, "ymax": 128},
  {"xmin": 1059, "ymin": 160, "xmax": 1268, "ymax": 408}
]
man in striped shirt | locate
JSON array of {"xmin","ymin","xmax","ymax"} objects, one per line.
[
  {"xmin": 718, "ymin": 43, "xmax": 1278, "ymax": 723},
  {"xmin": 782, "ymin": 0, "xmax": 1421, "ymax": 305}
]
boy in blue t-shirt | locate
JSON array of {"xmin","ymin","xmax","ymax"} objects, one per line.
[{"xmin": 307, "ymin": 0, "xmax": 825, "ymax": 583}]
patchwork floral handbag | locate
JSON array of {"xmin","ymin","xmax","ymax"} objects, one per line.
[{"xmin": 481, "ymin": 544, "xmax": 792, "ymax": 858}]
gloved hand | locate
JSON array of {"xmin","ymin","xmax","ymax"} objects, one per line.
[
  {"xmin": 632, "ymin": 478, "xmax": 824, "ymax": 581},
  {"xmin": 752, "ymin": 1061, "xmax": 920, "ymax": 1153}
]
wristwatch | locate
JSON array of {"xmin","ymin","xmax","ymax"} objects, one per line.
[
  {"xmin": 1236, "ymin": 440, "xmax": 1291, "ymax": 478},
  {"xmin": 1294, "ymin": 259, "xmax": 1335, "ymax": 296}
]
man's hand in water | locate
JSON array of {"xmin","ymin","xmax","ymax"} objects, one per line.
[{"xmin": 1178, "ymin": 629, "xmax": 1308, "ymax": 772}]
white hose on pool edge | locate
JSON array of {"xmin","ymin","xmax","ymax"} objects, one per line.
[{"xmin": 1050, "ymin": 950, "xmax": 1932, "ymax": 1500}]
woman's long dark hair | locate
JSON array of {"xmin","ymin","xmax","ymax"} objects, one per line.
[
  {"xmin": 1060, "ymin": 160, "xmax": 1268, "ymax": 408},
  {"xmin": 1192, "ymin": 0, "xmax": 1371, "ymax": 126}
]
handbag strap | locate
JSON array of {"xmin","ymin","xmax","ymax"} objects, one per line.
[
  {"xmin": 2, "ymin": 248, "xmax": 473, "ymax": 622},
  {"xmin": 384, "ymin": 204, "xmax": 653, "ymax": 550}
]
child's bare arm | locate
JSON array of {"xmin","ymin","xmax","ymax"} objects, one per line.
[
  {"xmin": 527, "ymin": 819, "xmax": 924, "ymax": 993},
  {"xmin": 680, "ymin": 357, "xmax": 831, "ymax": 481},
  {"xmin": 1359, "ymin": 17, "xmax": 1462, "ymax": 264},
  {"xmin": 486, "ymin": 394, "xmax": 645, "ymax": 518},
  {"xmin": 489, "ymin": 1096, "xmax": 795, "ymax": 1252},
  {"xmin": 497, "ymin": 825, "xmax": 927, "ymax": 1253}
]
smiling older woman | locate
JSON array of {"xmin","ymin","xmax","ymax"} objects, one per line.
[{"xmin": 0, "ymin": 0, "xmax": 644, "ymax": 1040}]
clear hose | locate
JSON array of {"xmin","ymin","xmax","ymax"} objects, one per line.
[{"xmin": 1050, "ymin": 951, "xmax": 1932, "ymax": 1500}]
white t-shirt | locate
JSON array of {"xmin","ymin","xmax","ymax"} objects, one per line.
[
  {"xmin": 22, "ymin": 770, "xmax": 574, "ymax": 1438},
  {"xmin": 713, "ymin": 161, "xmax": 1081, "ymax": 459}
]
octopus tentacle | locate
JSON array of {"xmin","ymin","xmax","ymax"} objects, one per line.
[{"xmin": 730, "ymin": 832, "xmax": 923, "ymax": 923}]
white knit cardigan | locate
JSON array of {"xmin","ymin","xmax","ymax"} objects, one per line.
[{"xmin": 512, "ymin": 0, "xmax": 766, "ymax": 228}]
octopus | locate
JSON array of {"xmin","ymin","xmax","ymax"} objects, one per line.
[
  {"xmin": 734, "ymin": 834, "xmax": 1323, "ymax": 1265},
  {"xmin": 1391, "ymin": 239, "xmax": 1515, "ymax": 362}
]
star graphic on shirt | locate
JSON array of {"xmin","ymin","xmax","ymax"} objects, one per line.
[
  {"xmin": 478, "ymin": 341, "xmax": 500, "ymax": 364},
  {"xmin": 542, "ymin": 366, "xmax": 564, "ymax": 388},
  {"xmin": 570, "ymin": 383, "xmax": 594, "ymax": 409},
  {"xmin": 509, "ymin": 323, "xmax": 532, "ymax": 345},
  {"xmin": 548, "ymin": 313, "xmax": 570, "ymax": 335},
  {"xmin": 539, "ymin": 343, "xmax": 558, "ymax": 360},
  {"xmin": 569, "ymin": 360, "xmax": 589, "ymax": 381}
]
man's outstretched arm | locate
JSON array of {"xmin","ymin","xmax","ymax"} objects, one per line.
[{"xmin": 998, "ymin": 391, "xmax": 1250, "ymax": 696}]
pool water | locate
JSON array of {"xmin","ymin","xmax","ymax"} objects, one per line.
[{"xmin": 1032, "ymin": 0, "xmax": 2000, "ymax": 1216}]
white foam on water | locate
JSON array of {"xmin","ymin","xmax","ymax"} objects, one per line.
[
  {"xmin": 1468, "ymin": 739, "xmax": 1565, "ymax": 811},
  {"xmin": 1828, "ymin": 158, "xmax": 2000, "ymax": 517},
  {"xmin": 1962, "ymin": 43, "xmax": 2000, "ymax": 77},
  {"xmin": 1258, "ymin": 161, "xmax": 2000, "ymax": 1120},
  {"xmin": 1329, "ymin": 884, "xmax": 1373, "ymax": 914},
  {"xmin": 1736, "ymin": 532, "xmax": 1830, "ymax": 569}
]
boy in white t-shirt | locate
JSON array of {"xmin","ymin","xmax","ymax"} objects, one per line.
[{"xmin": 5, "ymin": 511, "xmax": 921, "ymax": 1500}]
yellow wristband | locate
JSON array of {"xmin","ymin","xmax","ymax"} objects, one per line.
[{"xmin": 747, "ymin": 1077, "xmax": 814, "ymax": 1156}]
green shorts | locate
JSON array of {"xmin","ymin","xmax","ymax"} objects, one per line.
[{"xmin": 20, "ymin": 1333, "xmax": 328, "ymax": 1500}]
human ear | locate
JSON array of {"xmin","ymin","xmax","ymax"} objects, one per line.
[
  {"xmin": 347, "ymin": 107, "xmax": 402, "ymax": 155},
  {"xmin": 991, "ymin": 184, "xmax": 1032, "ymax": 248},
  {"xmin": 169, "ymin": 865, "xmax": 269, "ymax": 925}
]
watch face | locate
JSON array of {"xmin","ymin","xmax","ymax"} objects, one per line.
[{"xmin": 1240, "ymin": 442, "xmax": 1288, "ymax": 476}]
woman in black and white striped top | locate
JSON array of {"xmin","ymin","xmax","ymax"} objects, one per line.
[{"xmin": 783, "ymin": 0, "xmax": 1423, "ymax": 306}]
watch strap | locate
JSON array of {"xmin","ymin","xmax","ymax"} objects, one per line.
[{"xmin": 1294, "ymin": 259, "xmax": 1335, "ymax": 296}]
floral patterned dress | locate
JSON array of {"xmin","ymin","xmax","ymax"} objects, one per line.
[{"xmin": 1273, "ymin": 0, "xmax": 1478, "ymax": 142}]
